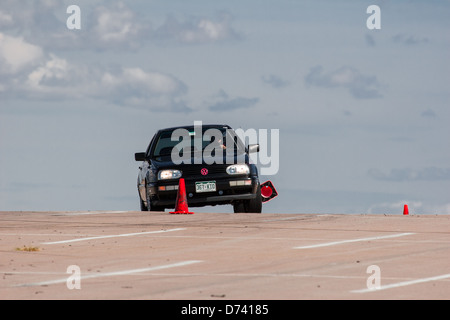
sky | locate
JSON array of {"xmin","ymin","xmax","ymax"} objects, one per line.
[{"xmin": 1, "ymin": 0, "xmax": 449, "ymax": 214}]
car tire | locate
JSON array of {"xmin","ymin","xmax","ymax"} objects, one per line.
[
  {"xmin": 145, "ymin": 185, "xmax": 164, "ymax": 212},
  {"xmin": 244, "ymin": 184, "xmax": 262, "ymax": 213},
  {"xmin": 233, "ymin": 185, "xmax": 262, "ymax": 213},
  {"xmin": 140, "ymin": 197, "xmax": 148, "ymax": 211},
  {"xmin": 233, "ymin": 202, "xmax": 245, "ymax": 213}
]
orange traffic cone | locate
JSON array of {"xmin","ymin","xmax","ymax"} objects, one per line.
[
  {"xmin": 170, "ymin": 178, "xmax": 194, "ymax": 214},
  {"xmin": 403, "ymin": 204, "xmax": 409, "ymax": 215}
]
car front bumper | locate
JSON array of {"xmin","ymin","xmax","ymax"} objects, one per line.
[{"xmin": 148, "ymin": 177, "xmax": 259, "ymax": 208}]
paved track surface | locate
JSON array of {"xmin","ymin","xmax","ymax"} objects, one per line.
[{"xmin": 1, "ymin": 210, "xmax": 449, "ymax": 300}]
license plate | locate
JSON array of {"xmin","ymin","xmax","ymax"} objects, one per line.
[{"xmin": 195, "ymin": 181, "xmax": 216, "ymax": 193}]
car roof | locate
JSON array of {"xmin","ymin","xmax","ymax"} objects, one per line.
[{"xmin": 157, "ymin": 124, "xmax": 232, "ymax": 132}]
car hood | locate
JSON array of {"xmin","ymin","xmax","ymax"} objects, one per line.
[{"xmin": 151, "ymin": 153, "xmax": 249, "ymax": 169}]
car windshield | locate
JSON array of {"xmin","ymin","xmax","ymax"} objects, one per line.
[{"xmin": 151, "ymin": 126, "xmax": 245, "ymax": 160}]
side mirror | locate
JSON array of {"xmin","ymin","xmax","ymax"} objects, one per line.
[
  {"xmin": 134, "ymin": 152, "xmax": 146, "ymax": 161},
  {"xmin": 248, "ymin": 144, "xmax": 260, "ymax": 153}
]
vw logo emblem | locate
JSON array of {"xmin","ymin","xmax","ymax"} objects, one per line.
[{"xmin": 201, "ymin": 168, "xmax": 208, "ymax": 176}]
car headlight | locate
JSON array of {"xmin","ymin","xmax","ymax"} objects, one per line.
[
  {"xmin": 226, "ymin": 164, "xmax": 249, "ymax": 175},
  {"xmin": 158, "ymin": 169, "xmax": 182, "ymax": 180}
]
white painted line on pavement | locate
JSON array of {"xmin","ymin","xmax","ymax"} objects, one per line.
[
  {"xmin": 262, "ymin": 217, "xmax": 304, "ymax": 222},
  {"xmin": 52, "ymin": 211, "xmax": 129, "ymax": 216},
  {"xmin": 16, "ymin": 260, "xmax": 203, "ymax": 287},
  {"xmin": 351, "ymin": 273, "xmax": 450, "ymax": 293},
  {"xmin": 42, "ymin": 228, "xmax": 186, "ymax": 245},
  {"xmin": 293, "ymin": 232, "xmax": 415, "ymax": 249}
]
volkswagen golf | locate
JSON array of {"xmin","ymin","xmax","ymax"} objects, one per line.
[{"xmin": 134, "ymin": 124, "xmax": 264, "ymax": 213}]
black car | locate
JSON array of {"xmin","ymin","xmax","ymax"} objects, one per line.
[{"xmin": 134, "ymin": 124, "xmax": 263, "ymax": 213}]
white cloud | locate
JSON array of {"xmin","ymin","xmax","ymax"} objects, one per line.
[
  {"xmin": 91, "ymin": 2, "xmax": 151, "ymax": 50},
  {"xmin": 392, "ymin": 33, "xmax": 429, "ymax": 46},
  {"xmin": 0, "ymin": 10, "xmax": 13, "ymax": 27},
  {"xmin": 1, "ymin": 51, "xmax": 190, "ymax": 112},
  {"xmin": 0, "ymin": 33, "xmax": 43, "ymax": 74},
  {"xmin": 95, "ymin": 5, "xmax": 135, "ymax": 42},
  {"xmin": 27, "ymin": 55, "xmax": 69, "ymax": 87},
  {"xmin": 261, "ymin": 74, "xmax": 289, "ymax": 89},
  {"xmin": 99, "ymin": 67, "xmax": 189, "ymax": 111},
  {"xmin": 0, "ymin": 1, "xmax": 152, "ymax": 51},
  {"xmin": 0, "ymin": 5, "xmax": 190, "ymax": 112},
  {"xmin": 208, "ymin": 90, "xmax": 259, "ymax": 112},
  {"xmin": 154, "ymin": 12, "xmax": 240, "ymax": 44},
  {"xmin": 305, "ymin": 65, "xmax": 384, "ymax": 99},
  {"xmin": 1, "ymin": 1, "xmax": 239, "ymax": 51},
  {"xmin": 120, "ymin": 68, "xmax": 184, "ymax": 95},
  {"xmin": 14, "ymin": 54, "xmax": 95, "ymax": 99}
]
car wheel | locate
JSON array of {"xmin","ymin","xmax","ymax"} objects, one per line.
[
  {"xmin": 145, "ymin": 186, "xmax": 164, "ymax": 212},
  {"xmin": 244, "ymin": 185, "xmax": 262, "ymax": 213},
  {"xmin": 140, "ymin": 197, "xmax": 148, "ymax": 211},
  {"xmin": 233, "ymin": 202, "xmax": 245, "ymax": 213}
]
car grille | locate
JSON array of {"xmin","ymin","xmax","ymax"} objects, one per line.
[{"xmin": 180, "ymin": 164, "xmax": 228, "ymax": 177}]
